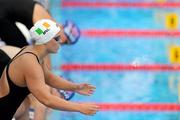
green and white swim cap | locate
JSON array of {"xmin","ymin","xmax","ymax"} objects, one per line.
[{"xmin": 30, "ymin": 19, "xmax": 60, "ymax": 45}]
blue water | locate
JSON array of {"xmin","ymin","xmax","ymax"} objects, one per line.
[{"xmin": 49, "ymin": 0, "xmax": 180, "ymax": 120}]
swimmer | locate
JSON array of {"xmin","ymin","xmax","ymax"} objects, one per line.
[{"xmin": 0, "ymin": 19, "xmax": 99, "ymax": 120}]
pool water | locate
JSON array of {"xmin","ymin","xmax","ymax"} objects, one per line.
[{"xmin": 48, "ymin": 0, "xmax": 180, "ymax": 120}]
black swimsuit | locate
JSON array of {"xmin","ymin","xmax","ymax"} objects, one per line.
[
  {"xmin": 0, "ymin": 0, "xmax": 42, "ymax": 47},
  {"xmin": 0, "ymin": 49, "xmax": 11, "ymax": 76},
  {"xmin": 0, "ymin": 48, "xmax": 40, "ymax": 120}
]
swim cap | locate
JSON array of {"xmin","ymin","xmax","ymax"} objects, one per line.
[{"xmin": 30, "ymin": 19, "xmax": 60, "ymax": 45}]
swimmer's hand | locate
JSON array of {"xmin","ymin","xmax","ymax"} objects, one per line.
[
  {"xmin": 78, "ymin": 103, "xmax": 99, "ymax": 115},
  {"xmin": 76, "ymin": 83, "xmax": 96, "ymax": 96}
]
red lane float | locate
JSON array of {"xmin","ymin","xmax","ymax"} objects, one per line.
[
  {"xmin": 62, "ymin": 1, "xmax": 180, "ymax": 8},
  {"xmin": 61, "ymin": 64, "xmax": 180, "ymax": 71},
  {"xmin": 98, "ymin": 103, "xmax": 180, "ymax": 111},
  {"xmin": 82, "ymin": 29, "xmax": 180, "ymax": 37}
]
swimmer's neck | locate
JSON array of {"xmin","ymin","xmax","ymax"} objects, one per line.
[{"xmin": 28, "ymin": 45, "xmax": 49, "ymax": 61}]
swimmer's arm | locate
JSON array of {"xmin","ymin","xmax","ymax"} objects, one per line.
[
  {"xmin": 24, "ymin": 58, "xmax": 81, "ymax": 112},
  {"xmin": 33, "ymin": 4, "xmax": 64, "ymax": 28},
  {"xmin": 42, "ymin": 62, "xmax": 79, "ymax": 91},
  {"xmin": 33, "ymin": 4, "xmax": 52, "ymax": 23},
  {"xmin": 47, "ymin": 74, "xmax": 80, "ymax": 91},
  {"xmin": 42, "ymin": 63, "xmax": 96, "ymax": 96}
]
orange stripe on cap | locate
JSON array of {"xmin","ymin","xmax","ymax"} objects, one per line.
[{"xmin": 43, "ymin": 22, "xmax": 50, "ymax": 28}]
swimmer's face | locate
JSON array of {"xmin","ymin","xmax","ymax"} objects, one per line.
[
  {"xmin": 57, "ymin": 24, "xmax": 69, "ymax": 44},
  {"xmin": 46, "ymin": 32, "xmax": 62, "ymax": 53}
]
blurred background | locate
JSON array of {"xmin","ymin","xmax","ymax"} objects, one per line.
[{"xmin": 48, "ymin": 0, "xmax": 180, "ymax": 120}]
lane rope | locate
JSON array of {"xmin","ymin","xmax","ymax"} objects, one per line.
[
  {"xmin": 62, "ymin": 1, "xmax": 180, "ymax": 8},
  {"xmin": 98, "ymin": 103, "xmax": 180, "ymax": 111},
  {"xmin": 61, "ymin": 64, "xmax": 180, "ymax": 71},
  {"xmin": 82, "ymin": 29, "xmax": 180, "ymax": 37}
]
